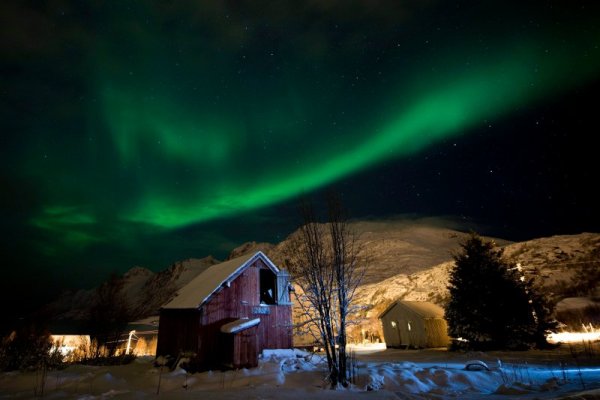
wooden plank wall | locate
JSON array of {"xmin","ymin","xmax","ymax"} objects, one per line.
[
  {"xmin": 202, "ymin": 261, "xmax": 259, "ymax": 324},
  {"xmin": 423, "ymin": 318, "xmax": 450, "ymax": 347},
  {"xmin": 256, "ymin": 305, "xmax": 292, "ymax": 349},
  {"xmin": 156, "ymin": 309, "xmax": 200, "ymax": 357},
  {"xmin": 157, "ymin": 258, "xmax": 292, "ymax": 368},
  {"xmin": 232, "ymin": 326, "xmax": 259, "ymax": 368},
  {"xmin": 198, "ymin": 259, "xmax": 292, "ymax": 367}
]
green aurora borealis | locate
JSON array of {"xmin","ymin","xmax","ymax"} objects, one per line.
[
  {"xmin": 105, "ymin": 45, "xmax": 593, "ymax": 230},
  {"xmin": 37, "ymin": 20, "xmax": 600, "ymax": 234},
  {"xmin": 1, "ymin": 1, "xmax": 600, "ymax": 307}
]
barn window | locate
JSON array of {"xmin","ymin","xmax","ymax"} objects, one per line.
[
  {"xmin": 407, "ymin": 322, "xmax": 412, "ymax": 331},
  {"xmin": 260, "ymin": 269, "xmax": 277, "ymax": 305},
  {"xmin": 391, "ymin": 321, "xmax": 397, "ymax": 328}
]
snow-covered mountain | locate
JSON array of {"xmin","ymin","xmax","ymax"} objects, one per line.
[
  {"xmin": 45, "ymin": 218, "xmax": 599, "ymax": 344},
  {"xmin": 351, "ymin": 232, "xmax": 600, "ymax": 341},
  {"xmin": 238, "ymin": 219, "xmax": 510, "ymax": 283},
  {"xmin": 45, "ymin": 256, "xmax": 219, "ymax": 322},
  {"xmin": 45, "ymin": 218, "xmax": 478, "ymax": 323}
]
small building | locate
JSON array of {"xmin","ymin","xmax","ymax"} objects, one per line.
[
  {"xmin": 50, "ymin": 335, "xmax": 91, "ymax": 358},
  {"xmin": 127, "ymin": 317, "xmax": 160, "ymax": 356},
  {"xmin": 157, "ymin": 251, "xmax": 292, "ymax": 369},
  {"xmin": 379, "ymin": 300, "xmax": 450, "ymax": 348}
]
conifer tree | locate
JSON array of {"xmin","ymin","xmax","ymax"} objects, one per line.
[{"xmin": 445, "ymin": 233, "xmax": 555, "ymax": 350}]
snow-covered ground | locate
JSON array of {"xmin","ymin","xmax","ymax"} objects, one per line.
[{"xmin": 2, "ymin": 344, "xmax": 600, "ymax": 399}]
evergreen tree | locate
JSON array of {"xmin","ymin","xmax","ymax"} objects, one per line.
[{"xmin": 445, "ymin": 233, "xmax": 555, "ymax": 350}]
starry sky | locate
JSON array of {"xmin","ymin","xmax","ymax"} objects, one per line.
[{"xmin": 1, "ymin": 1, "xmax": 599, "ymax": 319}]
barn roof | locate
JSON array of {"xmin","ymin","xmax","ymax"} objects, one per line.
[
  {"xmin": 162, "ymin": 251, "xmax": 279, "ymax": 310},
  {"xmin": 379, "ymin": 300, "xmax": 445, "ymax": 319}
]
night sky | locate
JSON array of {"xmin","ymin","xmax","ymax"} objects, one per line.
[{"xmin": 1, "ymin": 1, "xmax": 599, "ymax": 319}]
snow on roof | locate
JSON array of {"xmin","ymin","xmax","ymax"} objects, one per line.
[
  {"xmin": 220, "ymin": 318, "xmax": 261, "ymax": 334},
  {"xmin": 380, "ymin": 300, "xmax": 445, "ymax": 319},
  {"xmin": 162, "ymin": 251, "xmax": 279, "ymax": 309}
]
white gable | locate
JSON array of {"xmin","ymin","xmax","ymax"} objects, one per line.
[{"xmin": 162, "ymin": 251, "xmax": 278, "ymax": 309}]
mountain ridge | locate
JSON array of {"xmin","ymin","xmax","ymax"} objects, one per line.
[{"xmin": 43, "ymin": 220, "xmax": 600, "ymax": 343}]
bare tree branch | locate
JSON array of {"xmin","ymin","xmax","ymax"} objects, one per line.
[{"xmin": 283, "ymin": 194, "xmax": 367, "ymax": 388}]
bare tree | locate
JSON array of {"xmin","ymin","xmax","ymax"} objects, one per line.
[
  {"xmin": 284, "ymin": 194, "xmax": 365, "ymax": 388},
  {"xmin": 88, "ymin": 273, "xmax": 132, "ymax": 359}
]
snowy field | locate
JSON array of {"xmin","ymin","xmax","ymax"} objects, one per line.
[{"xmin": 2, "ymin": 344, "xmax": 600, "ymax": 399}]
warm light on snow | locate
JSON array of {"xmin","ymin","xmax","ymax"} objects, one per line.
[
  {"xmin": 347, "ymin": 342, "xmax": 387, "ymax": 353},
  {"xmin": 547, "ymin": 324, "xmax": 600, "ymax": 343},
  {"xmin": 50, "ymin": 335, "xmax": 90, "ymax": 357},
  {"xmin": 547, "ymin": 331, "xmax": 600, "ymax": 344}
]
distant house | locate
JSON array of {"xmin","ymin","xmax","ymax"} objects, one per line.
[
  {"xmin": 379, "ymin": 300, "xmax": 450, "ymax": 348},
  {"xmin": 157, "ymin": 251, "xmax": 292, "ymax": 369},
  {"xmin": 124, "ymin": 317, "xmax": 160, "ymax": 356},
  {"xmin": 50, "ymin": 335, "xmax": 91, "ymax": 358}
]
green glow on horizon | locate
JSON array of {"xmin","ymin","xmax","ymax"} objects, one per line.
[{"xmin": 31, "ymin": 206, "xmax": 100, "ymax": 249}]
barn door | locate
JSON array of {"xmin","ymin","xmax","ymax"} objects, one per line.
[
  {"xmin": 238, "ymin": 330, "xmax": 258, "ymax": 368},
  {"xmin": 219, "ymin": 333, "xmax": 235, "ymax": 368}
]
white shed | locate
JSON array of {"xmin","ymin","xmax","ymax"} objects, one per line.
[{"xmin": 379, "ymin": 300, "xmax": 450, "ymax": 348}]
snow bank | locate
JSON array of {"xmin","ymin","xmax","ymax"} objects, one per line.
[{"xmin": 1, "ymin": 351, "xmax": 600, "ymax": 399}]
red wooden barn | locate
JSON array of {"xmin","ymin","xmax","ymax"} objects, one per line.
[{"xmin": 157, "ymin": 251, "xmax": 292, "ymax": 369}]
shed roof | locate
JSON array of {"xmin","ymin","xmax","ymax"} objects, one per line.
[
  {"xmin": 220, "ymin": 318, "xmax": 261, "ymax": 334},
  {"xmin": 379, "ymin": 300, "xmax": 445, "ymax": 319},
  {"xmin": 162, "ymin": 251, "xmax": 279, "ymax": 309}
]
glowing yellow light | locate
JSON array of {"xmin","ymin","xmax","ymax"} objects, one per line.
[{"xmin": 547, "ymin": 326, "xmax": 600, "ymax": 344}]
